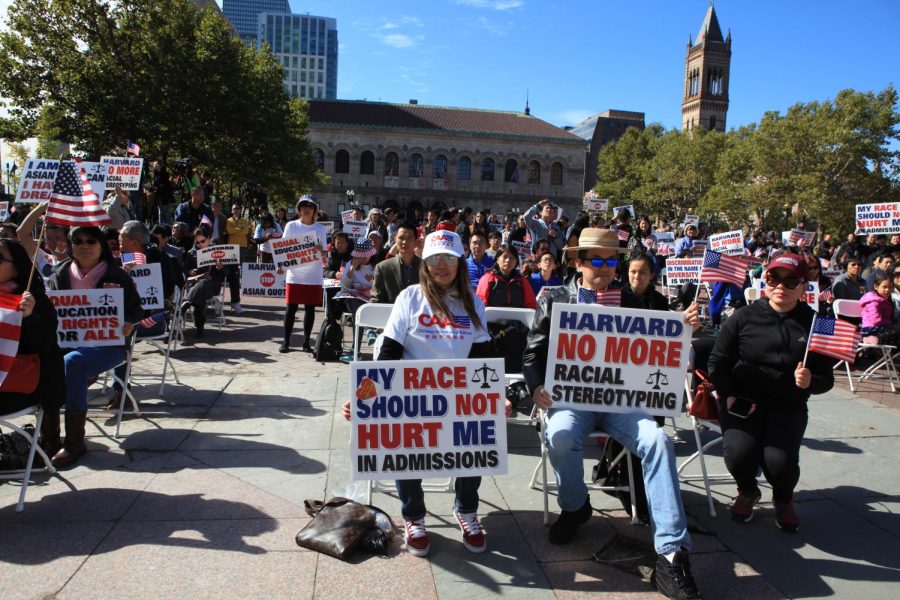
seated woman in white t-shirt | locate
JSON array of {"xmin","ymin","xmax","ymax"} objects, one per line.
[{"xmin": 341, "ymin": 231, "xmax": 503, "ymax": 558}]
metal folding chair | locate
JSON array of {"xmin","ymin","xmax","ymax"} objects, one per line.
[{"xmin": 0, "ymin": 406, "xmax": 57, "ymax": 512}]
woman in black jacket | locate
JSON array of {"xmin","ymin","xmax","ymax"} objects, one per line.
[
  {"xmin": 0, "ymin": 239, "xmax": 65, "ymax": 456},
  {"xmin": 624, "ymin": 253, "xmax": 669, "ymax": 311},
  {"xmin": 708, "ymin": 253, "xmax": 835, "ymax": 532},
  {"xmin": 180, "ymin": 228, "xmax": 226, "ymax": 340}
]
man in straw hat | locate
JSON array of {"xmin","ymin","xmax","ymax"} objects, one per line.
[{"xmin": 523, "ymin": 228, "xmax": 703, "ymax": 600}]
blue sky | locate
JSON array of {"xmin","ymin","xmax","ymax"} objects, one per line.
[{"xmin": 246, "ymin": 0, "xmax": 899, "ymax": 130}]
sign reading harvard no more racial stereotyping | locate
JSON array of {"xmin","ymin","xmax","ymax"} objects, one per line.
[
  {"xmin": 544, "ymin": 304, "xmax": 692, "ymax": 418},
  {"xmin": 100, "ymin": 156, "xmax": 144, "ymax": 191},
  {"xmin": 47, "ymin": 288, "xmax": 125, "ymax": 348},
  {"xmin": 856, "ymin": 203, "xmax": 900, "ymax": 235},
  {"xmin": 350, "ymin": 358, "xmax": 508, "ymax": 481}
]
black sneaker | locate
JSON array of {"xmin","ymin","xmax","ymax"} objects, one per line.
[
  {"xmin": 548, "ymin": 497, "xmax": 592, "ymax": 545},
  {"xmin": 652, "ymin": 550, "xmax": 701, "ymax": 599},
  {"xmin": 301, "ymin": 342, "xmax": 313, "ymax": 353},
  {"xmin": 730, "ymin": 488, "xmax": 762, "ymax": 523},
  {"xmin": 278, "ymin": 343, "xmax": 290, "ymax": 353}
]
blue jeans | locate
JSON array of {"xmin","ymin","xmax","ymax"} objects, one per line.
[
  {"xmin": 64, "ymin": 346, "xmax": 127, "ymax": 411},
  {"xmin": 544, "ymin": 408, "xmax": 691, "ymax": 554},
  {"xmin": 396, "ymin": 477, "xmax": 481, "ymax": 520}
]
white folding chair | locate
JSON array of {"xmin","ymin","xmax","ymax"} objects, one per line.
[
  {"xmin": 352, "ymin": 303, "xmax": 395, "ymax": 361},
  {"xmin": 0, "ymin": 406, "xmax": 57, "ymax": 512},
  {"xmin": 137, "ymin": 288, "xmax": 182, "ymax": 395},
  {"xmin": 833, "ymin": 299, "xmax": 899, "ymax": 392},
  {"xmin": 529, "ymin": 408, "xmax": 639, "ymax": 525},
  {"xmin": 95, "ymin": 333, "xmax": 139, "ymax": 438},
  {"xmin": 743, "ymin": 287, "xmax": 759, "ymax": 304}
]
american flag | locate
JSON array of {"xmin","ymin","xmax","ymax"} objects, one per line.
[
  {"xmin": 126, "ymin": 141, "xmax": 140, "ymax": 157},
  {"xmin": 578, "ymin": 287, "xmax": 621, "ymax": 307},
  {"xmin": 121, "ymin": 252, "xmax": 146, "ymax": 267},
  {"xmin": 46, "ymin": 161, "xmax": 112, "ymax": 227},
  {"xmin": 0, "ymin": 293, "xmax": 24, "ymax": 388},
  {"xmin": 137, "ymin": 312, "xmax": 167, "ymax": 329},
  {"xmin": 819, "ymin": 287, "xmax": 834, "ymax": 303},
  {"xmin": 807, "ymin": 316, "xmax": 861, "ymax": 363},
  {"xmin": 617, "ymin": 229, "xmax": 630, "ymax": 242},
  {"xmin": 699, "ymin": 249, "xmax": 747, "ymax": 287}
]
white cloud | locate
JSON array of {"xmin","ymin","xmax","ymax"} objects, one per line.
[
  {"xmin": 472, "ymin": 15, "xmax": 511, "ymax": 36},
  {"xmin": 557, "ymin": 109, "xmax": 595, "ymax": 125},
  {"xmin": 454, "ymin": 0, "xmax": 524, "ymax": 10},
  {"xmin": 381, "ymin": 33, "xmax": 420, "ymax": 49}
]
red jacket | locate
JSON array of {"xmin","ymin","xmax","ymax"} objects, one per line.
[{"xmin": 476, "ymin": 268, "xmax": 537, "ymax": 309}]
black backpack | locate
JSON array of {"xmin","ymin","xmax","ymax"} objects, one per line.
[
  {"xmin": 313, "ymin": 317, "xmax": 344, "ymax": 362},
  {"xmin": 592, "ymin": 437, "xmax": 650, "ymax": 523},
  {"xmin": 487, "ymin": 319, "xmax": 529, "ymax": 374}
]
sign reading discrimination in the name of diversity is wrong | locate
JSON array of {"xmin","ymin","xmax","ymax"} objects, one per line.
[
  {"xmin": 757, "ymin": 280, "xmax": 820, "ymax": 312},
  {"xmin": 664, "ymin": 258, "xmax": 703, "ymax": 285},
  {"xmin": 127, "ymin": 262, "xmax": 164, "ymax": 310},
  {"xmin": 709, "ymin": 230, "xmax": 745, "ymax": 255},
  {"xmin": 272, "ymin": 234, "xmax": 321, "ymax": 270},
  {"xmin": 100, "ymin": 156, "xmax": 144, "ymax": 191},
  {"xmin": 343, "ymin": 220, "xmax": 367, "ymax": 240},
  {"xmin": 197, "ymin": 244, "xmax": 240, "ymax": 268},
  {"xmin": 856, "ymin": 203, "xmax": 900, "ymax": 235},
  {"xmin": 544, "ymin": 304, "xmax": 692, "ymax": 418},
  {"xmin": 47, "ymin": 288, "xmax": 125, "ymax": 348},
  {"xmin": 350, "ymin": 358, "xmax": 508, "ymax": 481},
  {"xmin": 15, "ymin": 159, "xmax": 61, "ymax": 203},
  {"xmin": 241, "ymin": 263, "xmax": 285, "ymax": 298}
]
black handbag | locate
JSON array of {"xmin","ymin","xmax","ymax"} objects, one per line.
[{"xmin": 295, "ymin": 497, "xmax": 394, "ymax": 560}]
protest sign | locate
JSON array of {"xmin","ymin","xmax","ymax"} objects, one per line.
[
  {"xmin": 100, "ymin": 156, "xmax": 144, "ymax": 191},
  {"xmin": 341, "ymin": 209, "xmax": 355, "ymax": 224},
  {"xmin": 537, "ymin": 285, "xmax": 564, "ymax": 300},
  {"xmin": 15, "ymin": 159, "xmax": 60, "ymax": 203},
  {"xmin": 79, "ymin": 161, "xmax": 108, "ymax": 201},
  {"xmin": 197, "ymin": 244, "xmax": 240, "ymax": 268},
  {"xmin": 343, "ymin": 220, "xmax": 367, "ymax": 240},
  {"xmin": 586, "ymin": 198, "xmax": 609, "ymax": 213},
  {"xmin": 612, "ymin": 204, "xmax": 635, "ymax": 219},
  {"xmin": 855, "ymin": 202, "xmax": 900, "ymax": 235},
  {"xmin": 787, "ymin": 229, "xmax": 815, "ymax": 247},
  {"xmin": 127, "ymin": 263, "xmax": 164, "ymax": 310},
  {"xmin": 350, "ymin": 358, "xmax": 508, "ymax": 481},
  {"xmin": 709, "ymin": 230, "xmax": 744, "ymax": 255},
  {"xmin": 241, "ymin": 263, "xmax": 285, "ymax": 298},
  {"xmin": 684, "ymin": 215, "xmax": 700, "ymax": 228},
  {"xmin": 652, "ymin": 232, "xmax": 675, "ymax": 256},
  {"xmin": 272, "ymin": 235, "xmax": 321, "ymax": 270},
  {"xmin": 664, "ymin": 258, "xmax": 703, "ymax": 285},
  {"xmin": 321, "ymin": 221, "xmax": 335, "ymax": 235},
  {"xmin": 757, "ymin": 280, "xmax": 819, "ymax": 311},
  {"xmin": 511, "ymin": 240, "xmax": 530, "ymax": 263},
  {"xmin": 691, "ymin": 239, "xmax": 708, "ymax": 257},
  {"xmin": 822, "ymin": 267, "xmax": 842, "ymax": 280},
  {"xmin": 47, "ymin": 288, "xmax": 125, "ymax": 348},
  {"xmin": 0, "ymin": 201, "xmax": 7, "ymax": 220},
  {"xmin": 544, "ymin": 304, "xmax": 692, "ymax": 418}
]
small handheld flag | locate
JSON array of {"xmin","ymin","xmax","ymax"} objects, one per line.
[
  {"xmin": 121, "ymin": 252, "xmax": 146, "ymax": 267},
  {"xmin": 699, "ymin": 249, "xmax": 747, "ymax": 287},
  {"xmin": 806, "ymin": 316, "xmax": 861, "ymax": 364},
  {"xmin": 136, "ymin": 312, "xmax": 167, "ymax": 329},
  {"xmin": 0, "ymin": 293, "xmax": 24, "ymax": 388},
  {"xmin": 577, "ymin": 287, "xmax": 622, "ymax": 307},
  {"xmin": 127, "ymin": 141, "xmax": 140, "ymax": 157}
]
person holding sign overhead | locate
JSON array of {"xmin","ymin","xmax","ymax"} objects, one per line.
[
  {"xmin": 48, "ymin": 226, "xmax": 142, "ymax": 467},
  {"xmin": 708, "ymin": 253, "xmax": 835, "ymax": 533},
  {"xmin": 522, "ymin": 228, "xmax": 703, "ymax": 600},
  {"xmin": 341, "ymin": 231, "xmax": 498, "ymax": 557},
  {"xmin": 280, "ymin": 195, "xmax": 327, "ymax": 353}
]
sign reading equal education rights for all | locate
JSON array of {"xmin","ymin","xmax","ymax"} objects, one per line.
[
  {"xmin": 271, "ymin": 234, "xmax": 320, "ymax": 270},
  {"xmin": 47, "ymin": 288, "xmax": 125, "ymax": 348},
  {"xmin": 197, "ymin": 244, "xmax": 240, "ymax": 268},
  {"xmin": 350, "ymin": 358, "xmax": 508, "ymax": 481},
  {"xmin": 241, "ymin": 263, "xmax": 285, "ymax": 298},
  {"xmin": 544, "ymin": 304, "xmax": 692, "ymax": 418}
]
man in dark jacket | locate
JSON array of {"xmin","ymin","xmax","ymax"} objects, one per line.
[
  {"xmin": 522, "ymin": 228, "xmax": 702, "ymax": 600},
  {"xmin": 371, "ymin": 223, "xmax": 420, "ymax": 304},
  {"xmin": 174, "ymin": 187, "xmax": 213, "ymax": 232}
]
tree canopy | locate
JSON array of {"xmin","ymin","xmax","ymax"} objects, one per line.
[
  {"xmin": 0, "ymin": 0, "xmax": 318, "ymax": 199},
  {"xmin": 595, "ymin": 86, "xmax": 900, "ymax": 234}
]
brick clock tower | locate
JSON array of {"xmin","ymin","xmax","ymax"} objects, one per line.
[{"xmin": 682, "ymin": 5, "xmax": 731, "ymax": 132}]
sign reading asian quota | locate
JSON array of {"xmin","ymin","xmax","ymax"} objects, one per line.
[
  {"xmin": 127, "ymin": 262, "xmax": 164, "ymax": 310},
  {"xmin": 197, "ymin": 244, "xmax": 240, "ymax": 268},
  {"xmin": 241, "ymin": 263, "xmax": 285, "ymax": 298}
]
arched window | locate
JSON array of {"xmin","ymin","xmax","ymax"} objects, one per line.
[
  {"xmin": 334, "ymin": 149, "xmax": 350, "ymax": 174},
  {"xmin": 384, "ymin": 152, "xmax": 399, "ymax": 176},
  {"xmin": 457, "ymin": 156, "xmax": 472, "ymax": 181},
  {"xmin": 359, "ymin": 151, "xmax": 375, "ymax": 175},
  {"xmin": 481, "ymin": 158, "xmax": 495, "ymax": 181},
  {"xmin": 313, "ymin": 148, "xmax": 325, "ymax": 171},
  {"xmin": 408, "ymin": 153, "xmax": 424, "ymax": 177},
  {"xmin": 550, "ymin": 162, "xmax": 563, "ymax": 186},
  {"xmin": 504, "ymin": 159, "xmax": 519, "ymax": 183},
  {"xmin": 432, "ymin": 154, "xmax": 448, "ymax": 179},
  {"xmin": 527, "ymin": 160, "xmax": 541, "ymax": 184}
]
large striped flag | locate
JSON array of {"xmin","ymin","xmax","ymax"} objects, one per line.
[
  {"xmin": 0, "ymin": 293, "xmax": 24, "ymax": 388},
  {"xmin": 807, "ymin": 316, "xmax": 861, "ymax": 363},
  {"xmin": 699, "ymin": 249, "xmax": 747, "ymax": 287},
  {"xmin": 577, "ymin": 287, "xmax": 622, "ymax": 307},
  {"xmin": 121, "ymin": 252, "xmax": 146, "ymax": 267},
  {"xmin": 46, "ymin": 161, "xmax": 112, "ymax": 227}
]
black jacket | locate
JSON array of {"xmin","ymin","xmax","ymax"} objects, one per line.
[
  {"xmin": 324, "ymin": 244, "xmax": 354, "ymax": 279},
  {"xmin": 708, "ymin": 299, "xmax": 835, "ymax": 408},
  {"xmin": 522, "ymin": 275, "xmax": 642, "ymax": 394},
  {"xmin": 626, "ymin": 285, "xmax": 670, "ymax": 312}
]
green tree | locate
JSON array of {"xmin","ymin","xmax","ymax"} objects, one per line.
[{"xmin": 595, "ymin": 124, "xmax": 663, "ymax": 208}]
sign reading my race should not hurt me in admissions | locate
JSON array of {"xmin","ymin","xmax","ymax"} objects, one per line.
[
  {"xmin": 855, "ymin": 202, "xmax": 900, "ymax": 235},
  {"xmin": 47, "ymin": 288, "xmax": 125, "ymax": 348},
  {"xmin": 271, "ymin": 234, "xmax": 321, "ymax": 270},
  {"xmin": 197, "ymin": 244, "xmax": 240, "ymax": 268},
  {"xmin": 127, "ymin": 262, "xmax": 164, "ymax": 310},
  {"xmin": 350, "ymin": 358, "xmax": 508, "ymax": 481},
  {"xmin": 241, "ymin": 263, "xmax": 286, "ymax": 298},
  {"xmin": 544, "ymin": 304, "xmax": 692, "ymax": 418}
]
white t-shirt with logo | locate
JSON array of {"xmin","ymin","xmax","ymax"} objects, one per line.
[
  {"xmin": 282, "ymin": 220, "xmax": 328, "ymax": 285},
  {"xmin": 381, "ymin": 284, "xmax": 490, "ymax": 360}
]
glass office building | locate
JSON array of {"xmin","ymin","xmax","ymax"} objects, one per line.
[
  {"xmin": 222, "ymin": 0, "xmax": 291, "ymax": 44},
  {"xmin": 258, "ymin": 13, "xmax": 338, "ymax": 100}
]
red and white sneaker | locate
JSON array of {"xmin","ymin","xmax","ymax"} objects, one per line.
[
  {"xmin": 403, "ymin": 517, "xmax": 430, "ymax": 557},
  {"xmin": 453, "ymin": 509, "xmax": 486, "ymax": 553}
]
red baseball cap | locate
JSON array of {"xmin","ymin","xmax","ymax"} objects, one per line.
[{"xmin": 764, "ymin": 252, "xmax": 809, "ymax": 280}]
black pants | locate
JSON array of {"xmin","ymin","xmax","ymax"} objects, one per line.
[
  {"xmin": 283, "ymin": 304, "xmax": 316, "ymax": 345},
  {"xmin": 720, "ymin": 401, "xmax": 808, "ymax": 502}
]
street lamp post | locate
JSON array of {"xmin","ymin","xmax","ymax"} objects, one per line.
[{"xmin": 346, "ymin": 189, "xmax": 355, "ymax": 208}]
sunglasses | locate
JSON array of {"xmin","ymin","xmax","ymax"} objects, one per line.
[
  {"xmin": 72, "ymin": 238, "xmax": 99, "ymax": 246},
  {"xmin": 765, "ymin": 273, "xmax": 803, "ymax": 290},
  {"xmin": 424, "ymin": 255, "xmax": 459, "ymax": 267},
  {"xmin": 587, "ymin": 258, "xmax": 618, "ymax": 268}
]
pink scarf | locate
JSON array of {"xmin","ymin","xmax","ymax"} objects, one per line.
[
  {"xmin": 69, "ymin": 260, "xmax": 108, "ymax": 290},
  {"xmin": 0, "ymin": 281, "xmax": 18, "ymax": 294}
]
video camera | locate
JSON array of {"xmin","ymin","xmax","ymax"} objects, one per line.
[{"xmin": 172, "ymin": 158, "xmax": 193, "ymax": 175}]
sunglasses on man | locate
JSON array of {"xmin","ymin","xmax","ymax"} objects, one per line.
[{"xmin": 586, "ymin": 258, "xmax": 618, "ymax": 268}]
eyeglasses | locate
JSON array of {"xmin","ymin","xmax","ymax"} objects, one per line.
[
  {"xmin": 424, "ymin": 255, "xmax": 459, "ymax": 267},
  {"xmin": 765, "ymin": 273, "xmax": 803, "ymax": 290},
  {"xmin": 587, "ymin": 257, "xmax": 618, "ymax": 268},
  {"xmin": 71, "ymin": 238, "xmax": 99, "ymax": 246}
]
